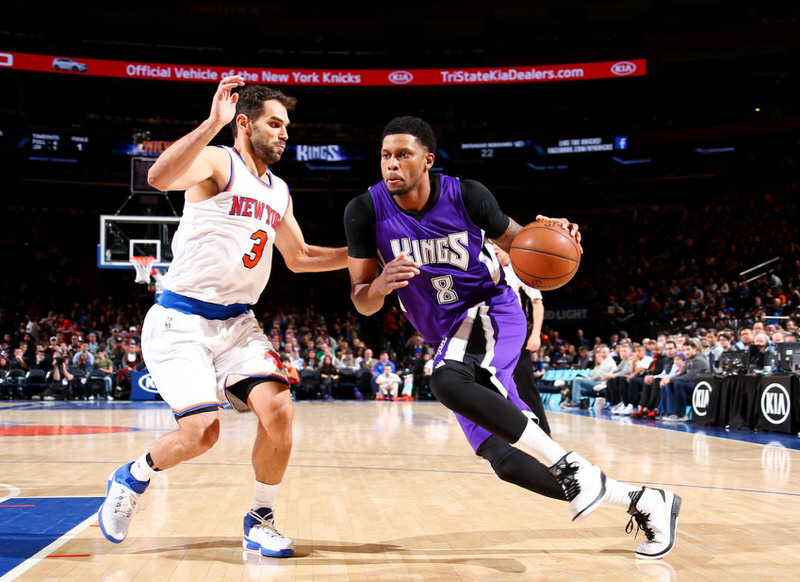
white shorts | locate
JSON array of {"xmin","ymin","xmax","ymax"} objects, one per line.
[{"xmin": 141, "ymin": 302, "xmax": 288, "ymax": 417}]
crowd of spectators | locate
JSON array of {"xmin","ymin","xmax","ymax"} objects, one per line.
[
  {"xmin": 534, "ymin": 318, "xmax": 798, "ymax": 423},
  {"xmin": 0, "ymin": 293, "xmax": 437, "ymax": 403},
  {"xmin": 1, "ymin": 270, "xmax": 798, "ymax": 407}
]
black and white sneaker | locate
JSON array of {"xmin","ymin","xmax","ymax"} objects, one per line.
[
  {"xmin": 626, "ymin": 486, "xmax": 682, "ymax": 559},
  {"xmin": 549, "ymin": 452, "xmax": 607, "ymax": 523}
]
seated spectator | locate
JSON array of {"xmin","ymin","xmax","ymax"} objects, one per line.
[
  {"xmin": 281, "ymin": 356, "xmax": 301, "ymax": 399},
  {"xmin": 734, "ymin": 327, "xmax": 754, "ymax": 351},
  {"xmin": 611, "ymin": 342, "xmax": 652, "ymax": 415},
  {"xmin": 41, "ymin": 355, "xmax": 74, "ymax": 401},
  {"xmin": 339, "ymin": 350, "xmax": 359, "ymax": 374},
  {"xmin": 574, "ymin": 345, "xmax": 592, "ymax": 369},
  {"xmin": 86, "ymin": 332, "xmax": 100, "ymax": 354},
  {"xmin": 661, "ymin": 338, "xmax": 710, "ymax": 422},
  {"xmin": 747, "ymin": 332, "xmax": 775, "ymax": 372},
  {"xmin": 375, "ymin": 366, "xmax": 402, "ymax": 400},
  {"xmin": 109, "ymin": 336, "xmax": 127, "ymax": 364},
  {"xmin": 116, "ymin": 344, "xmax": 143, "ymax": 395},
  {"xmin": 550, "ymin": 343, "xmax": 574, "ymax": 369},
  {"xmin": 9, "ymin": 347, "xmax": 29, "ymax": 372},
  {"xmin": 704, "ymin": 329, "xmax": 724, "ymax": 372},
  {"xmin": 629, "ymin": 341, "xmax": 670, "ymax": 418},
  {"xmin": 371, "ymin": 351, "xmax": 396, "ymax": 399},
  {"xmin": 563, "ymin": 344, "xmax": 616, "ymax": 407},
  {"xmin": 337, "ymin": 351, "xmax": 361, "ymax": 399},
  {"xmin": 319, "ymin": 355, "xmax": 339, "ymax": 399},
  {"xmin": 713, "ymin": 331, "xmax": 737, "ymax": 371},
  {"xmin": 31, "ymin": 344, "xmax": 53, "ymax": 375},
  {"xmin": 296, "ymin": 355, "xmax": 321, "ymax": 400},
  {"xmin": 92, "ymin": 350, "xmax": 115, "ymax": 398},
  {"xmin": 404, "ymin": 332, "xmax": 431, "ymax": 364},
  {"xmin": 597, "ymin": 340, "xmax": 634, "ymax": 410},
  {"xmin": 623, "ymin": 343, "xmax": 665, "ymax": 418},
  {"xmin": 69, "ymin": 352, "xmax": 92, "ymax": 399}
]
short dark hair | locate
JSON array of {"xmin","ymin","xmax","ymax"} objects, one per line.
[
  {"xmin": 381, "ymin": 116, "xmax": 436, "ymax": 153},
  {"xmin": 229, "ymin": 85, "xmax": 297, "ymax": 138}
]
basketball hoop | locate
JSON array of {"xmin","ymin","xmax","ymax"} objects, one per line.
[{"xmin": 130, "ymin": 256, "xmax": 156, "ymax": 285}]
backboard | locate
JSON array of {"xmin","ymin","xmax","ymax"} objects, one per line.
[{"xmin": 98, "ymin": 214, "xmax": 181, "ymax": 269}]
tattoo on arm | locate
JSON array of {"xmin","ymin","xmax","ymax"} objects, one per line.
[{"xmin": 492, "ymin": 219, "xmax": 523, "ymax": 252}]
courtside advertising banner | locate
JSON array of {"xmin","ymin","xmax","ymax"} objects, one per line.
[{"xmin": 0, "ymin": 51, "xmax": 645, "ymax": 86}]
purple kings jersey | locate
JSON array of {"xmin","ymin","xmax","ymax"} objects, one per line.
[{"xmin": 369, "ymin": 174, "xmax": 516, "ymax": 345}]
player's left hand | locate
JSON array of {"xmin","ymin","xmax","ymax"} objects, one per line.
[{"xmin": 536, "ymin": 215, "xmax": 582, "ymax": 251}]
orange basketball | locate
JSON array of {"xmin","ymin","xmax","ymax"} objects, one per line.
[{"xmin": 509, "ymin": 221, "xmax": 581, "ymax": 290}]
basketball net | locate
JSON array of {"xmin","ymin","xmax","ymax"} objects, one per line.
[{"xmin": 130, "ymin": 256, "xmax": 156, "ymax": 285}]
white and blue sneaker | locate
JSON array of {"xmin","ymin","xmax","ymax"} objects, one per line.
[
  {"xmin": 98, "ymin": 463, "xmax": 149, "ymax": 543},
  {"xmin": 243, "ymin": 507, "xmax": 294, "ymax": 557}
]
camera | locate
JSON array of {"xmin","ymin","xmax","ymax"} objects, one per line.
[{"xmin": 55, "ymin": 357, "xmax": 67, "ymax": 366}]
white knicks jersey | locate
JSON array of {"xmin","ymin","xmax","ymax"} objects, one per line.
[{"xmin": 162, "ymin": 146, "xmax": 290, "ymax": 306}]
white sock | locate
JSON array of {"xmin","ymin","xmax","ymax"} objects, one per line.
[
  {"xmin": 252, "ymin": 480, "xmax": 281, "ymax": 510},
  {"xmin": 130, "ymin": 452, "xmax": 158, "ymax": 482},
  {"xmin": 602, "ymin": 478, "xmax": 641, "ymax": 511},
  {"xmin": 511, "ymin": 419, "xmax": 568, "ymax": 466}
]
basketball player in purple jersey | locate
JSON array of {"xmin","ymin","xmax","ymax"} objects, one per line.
[{"xmin": 344, "ymin": 116, "xmax": 681, "ymax": 559}]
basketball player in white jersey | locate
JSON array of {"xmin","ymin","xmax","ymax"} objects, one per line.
[{"xmin": 98, "ymin": 76, "xmax": 347, "ymax": 557}]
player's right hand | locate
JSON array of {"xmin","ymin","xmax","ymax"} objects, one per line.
[
  {"xmin": 210, "ymin": 75, "xmax": 245, "ymax": 127},
  {"xmin": 375, "ymin": 253, "xmax": 420, "ymax": 295}
]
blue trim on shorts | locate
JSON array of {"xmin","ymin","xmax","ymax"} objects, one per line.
[
  {"xmin": 172, "ymin": 402, "xmax": 223, "ymax": 420},
  {"xmin": 159, "ymin": 289, "xmax": 248, "ymax": 320}
]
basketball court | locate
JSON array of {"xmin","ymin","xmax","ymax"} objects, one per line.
[{"xmin": 1, "ymin": 399, "xmax": 797, "ymax": 581}]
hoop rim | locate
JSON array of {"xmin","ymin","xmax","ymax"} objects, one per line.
[{"xmin": 130, "ymin": 255, "xmax": 157, "ymax": 284}]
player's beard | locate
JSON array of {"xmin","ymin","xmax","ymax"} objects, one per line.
[
  {"xmin": 251, "ymin": 127, "xmax": 284, "ymax": 165},
  {"xmin": 385, "ymin": 174, "xmax": 419, "ymax": 196},
  {"xmin": 385, "ymin": 180, "xmax": 409, "ymax": 196}
]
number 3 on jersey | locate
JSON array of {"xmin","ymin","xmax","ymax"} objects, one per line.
[{"xmin": 243, "ymin": 229, "xmax": 268, "ymax": 268}]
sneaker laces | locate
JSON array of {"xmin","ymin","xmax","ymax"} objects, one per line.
[
  {"xmin": 552, "ymin": 459, "xmax": 582, "ymax": 501},
  {"xmin": 112, "ymin": 490, "xmax": 140, "ymax": 519},
  {"xmin": 625, "ymin": 488, "xmax": 655, "ymax": 542},
  {"xmin": 626, "ymin": 510, "xmax": 656, "ymax": 542},
  {"xmin": 247, "ymin": 510, "xmax": 283, "ymax": 538}
]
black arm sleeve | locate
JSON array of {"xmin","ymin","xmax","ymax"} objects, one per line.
[
  {"xmin": 460, "ymin": 179, "xmax": 510, "ymax": 239},
  {"xmin": 343, "ymin": 192, "xmax": 377, "ymax": 258}
]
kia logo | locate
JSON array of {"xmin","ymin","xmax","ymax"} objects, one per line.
[
  {"xmin": 611, "ymin": 61, "xmax": 637, "ymax": 76},
  {"xmin": 137, "ymin": 373, "xmax": 159, "ymax": 394},
  {"xmin": 761, "ymin": 382, "xmax": 790, "ymax": 425},
  {"xmin": 692, "ymin": 380, "xmax": 712, "ymax": 416},
  {"xmin": 388, "ymin": 70, "xmax": 413, "ymax": 84}
]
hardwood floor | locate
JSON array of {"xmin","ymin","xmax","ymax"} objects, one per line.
[{"xmin": 1, "ymin": 399, "xmax": 798, "ymax": 581}]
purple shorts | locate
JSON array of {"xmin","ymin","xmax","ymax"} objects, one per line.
[{"xmin": 433, "ymin": 289, "xmax": 530, "ymax": 452}]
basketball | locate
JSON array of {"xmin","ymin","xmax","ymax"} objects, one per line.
[{"xmin": 509, "ymin": 221, "xmax": 581, "ymax": 290}]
